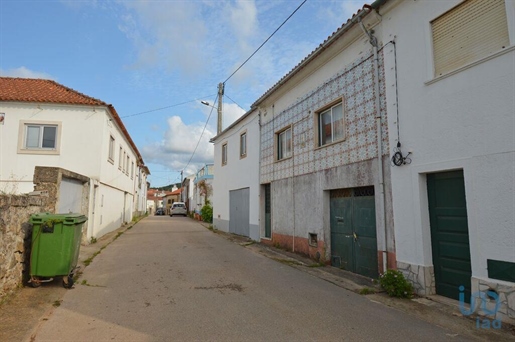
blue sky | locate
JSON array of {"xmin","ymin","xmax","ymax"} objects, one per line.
[{"xmin": 0, "ymin": 0, "xmax": 363, "ymax": 187}]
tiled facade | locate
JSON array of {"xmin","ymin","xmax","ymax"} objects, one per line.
[{"xmin": 260, "ymin": 52, "xmax": 388, "ymax": 183}]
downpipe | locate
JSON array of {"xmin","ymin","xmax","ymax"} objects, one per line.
[{"xmin": 360, "ymin": 19, "xmax": 388, "ymax": 274}]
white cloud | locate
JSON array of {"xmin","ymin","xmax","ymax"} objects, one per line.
[
  {"xmin": 0, "ymin": 67, "xmax": 55, "ymax": 80},
  {"xmin": 223, "ymin": 103, "xmax": 246, "ymax": 129},
  {"xmin": 141, "ymin": 115, "xmax": 215, "ymax": 173}
]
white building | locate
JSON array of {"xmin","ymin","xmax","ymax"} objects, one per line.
[
  {"xmin": 378, "ymin": 0, "xmax": 515, "ymax": 322},
  {"xmin": 211, "ymin": 110, "xmax": 260, "ymax": 240},
  {"xmin": 0, "ymin": 77, "xmax": 149, "ymax": 240},
  {"xmin": 181, "ymin": 175, "xmax": 195, "ymax": 213},
  {"xmin": 192, "ymin": 164, "xmax": 214, "ymax": 217}
]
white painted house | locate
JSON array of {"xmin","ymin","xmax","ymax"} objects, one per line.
[
  {"xmin": 192, "ymin": 164, "xmax": 214, "ymax": 218},
  {"xmin": 211, "ymin": 109, "xmax": 260, "ymax": 241},
  {"xmin": 0, "ymin": 77, "xmax": 149, "ymax": 241},
  {"xmin": 377, "ymin": 0, "xmax": 515, "ymax": 322}
]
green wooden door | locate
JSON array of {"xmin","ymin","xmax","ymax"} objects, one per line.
[
  {"xmin": 330, "ymin": 187, "xmax": 378, "ymax": 278},
  {"xmin": 330, "ymin": 194, "xmax": 354, "ymax": 270},
  {"xmin": 427, "ymin": 171, "xmax": 471, "ymax": 303},
  {"xmin": 264, "ymin": 184, "xmax": 271, "ymax": 238}
]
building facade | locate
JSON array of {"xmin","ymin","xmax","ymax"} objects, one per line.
[
  {"xmin": 211, "ymin": 110, "xmax": 260, "ymax": 240},
  {"xmin": 379, "ymin": 0, "xmax": 515, "ymax": 322},
  {"xmin": 0, "ymin": 77, "xmax": 148, "ymax": 240}
]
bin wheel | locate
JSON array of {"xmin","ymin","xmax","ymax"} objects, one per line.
[
  {"xmin": 30, "ymin": 278, "xmax": 41, "ymax": 288},
  {"xmin": 62, "ymin": 276, "xmax": 74, "ymax": 289}
]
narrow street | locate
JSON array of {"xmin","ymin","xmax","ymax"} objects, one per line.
[{"xmin": 30, "ymin": 216, "xmax": 472, "ymax": 341}]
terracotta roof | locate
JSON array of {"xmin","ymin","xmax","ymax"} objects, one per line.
[
  {"xmin": 0, "ymin": 77, "xmax": 146, "ymax": 166},
  {"xmin": 170, "ymin": 188, "xmax": 182, "ymax": 196},
  {"xmin": 0, "ymin": 77, "xmax": 106, "ymax": 105}
]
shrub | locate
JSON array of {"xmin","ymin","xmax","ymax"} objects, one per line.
[
  {"xmin": 379, "ymin": 269, "xmax": 414, "ymax": 298},
  {"xmin": 200, "ymin": 203, "xmax": 213, "ymax": 223}
]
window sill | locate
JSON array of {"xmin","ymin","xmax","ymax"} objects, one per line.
[
  {"xmin": 315, "ymin": 137, "xmax": 346, "ymax": 151},
  {"xmin": 17, "ymin": 148, "xmax": 59, "ymax": 155},
  {"xmin": 108, "ymin": 158, "xmax": 114, "ymax": 165},
  {"xmin": 275, "ymin": 155, "xmax": 292, "ymax": 163},
  {"xmin": 426, "ymin": 46, "xmax": 515, "ymax": 85}
]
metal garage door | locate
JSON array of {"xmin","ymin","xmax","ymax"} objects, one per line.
[
  {"xmin": 58, "ymin": 178, "xmax": 83, "ymax": 214},
  {"xmin": 229, "ymin": 188, "xmax": 250, "ymax": 237},
  {"xmin": 330, "ymin": 186, "xmax": 378, "ymax": 278}
]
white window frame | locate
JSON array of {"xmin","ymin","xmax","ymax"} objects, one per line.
[
  {"xmin": 119, "ymin": 147, "xmax": 123, "ymax": 169},
  {"xmin": 108, "ymin": 135, "xmax": 115, "ymax": 163},
  {"xmin": 17, "ymin": 120, "xmax": 61, "ymax": 155},
  {"xmin": 276, "ymin": 126, "xmax": 292, "ymax": 161},
  {"xmin": 222, "ymin": 142, "xmax": 228, "ymax": 166},
  {"xmin": 315, "ymin": 99, "xmax": 345, "ymax": 148},
  {"xmin": 240, "ymin": 131, "xmax": 247, "ymax": 159}
]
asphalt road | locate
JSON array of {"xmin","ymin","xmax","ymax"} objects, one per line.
[{"xmin": 29, "ymin": 216, "xmax": 470, "ymax": 341}]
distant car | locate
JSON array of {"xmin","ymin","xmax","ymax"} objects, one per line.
[
  {"xmin": 155, "ymin": 208, "xmax": 165, "ymax": 216},
  {"xmin": 170, "ymin": 202, "xmax": 187, "ymax": 217}
]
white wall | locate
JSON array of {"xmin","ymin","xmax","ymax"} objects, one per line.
[
  {"xmin": 0, "ymin": 101, "xmax": 142, "ymax": 239},
  {"xmin": 381, "ymin": 0, "xmax": 515, "ymax": 279},
  {"xmin": 212, "ymin": 110, "xmax": 260, "ymax": 239}
]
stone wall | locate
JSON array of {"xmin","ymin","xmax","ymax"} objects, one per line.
[
  {"xmin": 0, "ymin": 193, "xmax": 48, "ymax": 299},
  {"xmin": 0, "ymin": 166, "xmax": 89, "ymax": 301},
  {"xmin": 473, "ymin": 277, "xmax": 515, "ymax": 325},
  {"xmin": 397, "ymin": 261, "xmax": 435, "ymax": 296}
]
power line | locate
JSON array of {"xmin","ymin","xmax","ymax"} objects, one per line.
[
  {"xmin": 224, "ymin": 93, "xmax": 246, "ymax": 112},
  {"xmin": 120, "ymin": 95, "xmax": 216, "ymax": 118},
  {"xmin": 182, "ymin": 95, "xmax": 218, "ymax": 172},
  {"xmin": 223, "ymin": 0, "xmax": 308, "ymax": 84}
]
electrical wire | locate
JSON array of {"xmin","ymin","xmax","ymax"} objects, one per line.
[
  {"xmin": 120, "ymin": 95, "xmax": 216, "ymax": 118},
  {"xmin": 182, "ymin": 95, "xmax": 218, "ymax": 172},
  {"xmin": 223, "ymin": 0, "xmax": 308, "ymax": 84},
  {"xmin": 224, "ymin": 93, "xmax": 246, "ymax": 112}
]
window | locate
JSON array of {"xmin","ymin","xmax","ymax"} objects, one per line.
[
  {"xmin": 18, "ymin": 121, "xmax": 61, "ymax": 155},
  {"xmin": 131, "ymin": 161, "xmax": 134, "ymax": 179},
  {"xmin": 240, "ymin": 132, "xmax": 247, "ymax": 158},
  {"xmin": 318, "ymin": 102, "xmax": 344, "ymax": 147},
  {"xmin": 277, "ymin": 127, "xmax": 292, "ymax": 160},
  {"xmin": 26, "ymin": 124, "xmax": 57, "ymax": 149},
  {"xmin": 222, "ymin": 143, "xmax": 228, "ymax": 165},
  {"xmin": 432, "ymin": 0, "xmax": 510, "ymax": 77},
  {"xmin": 126, "ymin": 156, "xmax": 130, "ymax": 175},
  {"xmin": 123, "ymin": 151, "xmax": 126, "ymax": 172},
  {"xmin": 119, "ymin": 147, "xmax": 123, "ymax": 169},
  {"xmin": 108, "ymin": 136, "xmax": 115, "ymax": 162}
]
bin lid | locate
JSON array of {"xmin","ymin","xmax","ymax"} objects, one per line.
[{"xmin": 30, "ymin": 212, "xmax": 88, "ymax": 225}]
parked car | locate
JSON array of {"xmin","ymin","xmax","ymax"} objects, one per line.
[
  {"xmin": 155, "ymin": 208, "xmax": 165, "ymax": 216},
  {"xmin": 170, "ymin": 202, "xmax": 187, "ymax": 217}
]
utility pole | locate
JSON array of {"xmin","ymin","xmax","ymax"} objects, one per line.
[{"xmin": 217, "ymin": 82, "xmax": 224, "ymax": 134}]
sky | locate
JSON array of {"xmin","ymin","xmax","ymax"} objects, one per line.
[{"xmin": 0, "ymin": 0, "xmax": 364, "ymax": 187}]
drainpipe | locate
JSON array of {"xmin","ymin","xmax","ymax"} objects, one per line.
[{"xmin": 359, "ymin": 18, "xmax": 388, "ymax": 274}]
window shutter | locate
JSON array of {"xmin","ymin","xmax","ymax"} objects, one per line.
[{"xmin": 432, "ymin": 0, "xmax": 509, "ymax": 76}]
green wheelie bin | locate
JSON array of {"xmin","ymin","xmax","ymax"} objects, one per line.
[{"xmin": 29, "ymin": 213, "xmax": 87, "ymax": 288}]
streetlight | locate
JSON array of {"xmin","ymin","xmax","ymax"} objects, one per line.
[{"xmin": 200, "ymin": 83, "xmax": 224, "ymax": 134}]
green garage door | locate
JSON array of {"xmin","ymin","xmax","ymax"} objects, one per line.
[
  {"xmin": 427, "ymin": 170, "xmax": 471, "ymax": 303},
  {"xmin": 330, "ymin": 187, "xmax": 378, "ymax": 279}
]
